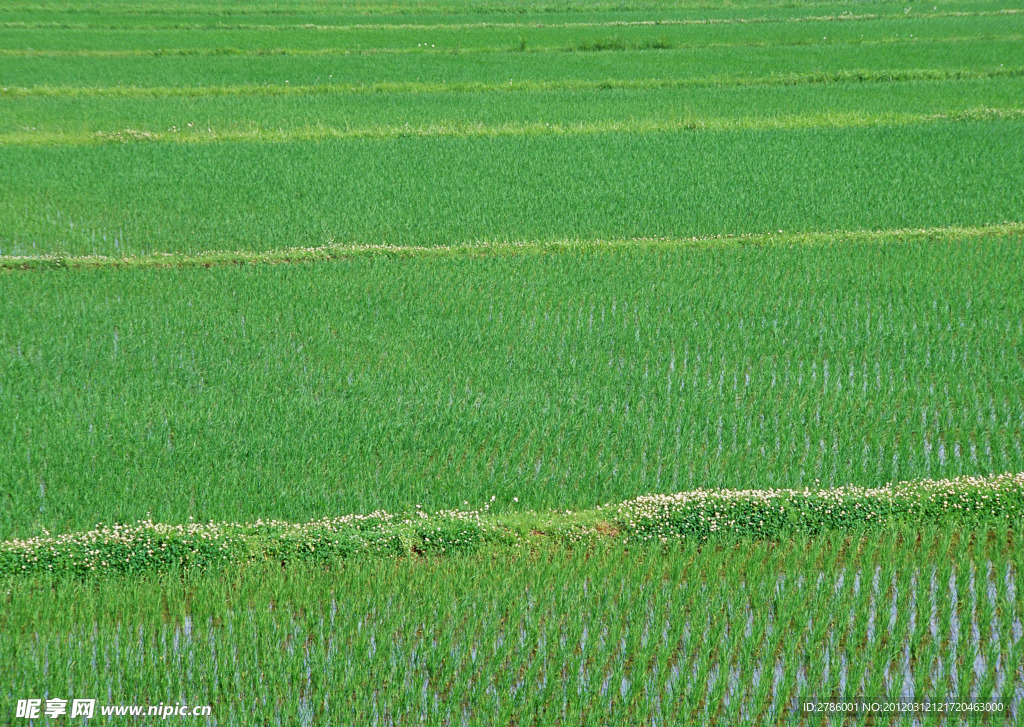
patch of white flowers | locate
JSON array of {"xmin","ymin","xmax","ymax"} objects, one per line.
[
  {"xmin": 611, "ymin": 472, "xmax": 1024, "ymax": 542},
  {"xmin": 2, "ymin": 473, "xmax": 1021, "ymax": 576},
  {"xmin": 0, "ymin": 505, "xmax": 501, "ymax": 575}
]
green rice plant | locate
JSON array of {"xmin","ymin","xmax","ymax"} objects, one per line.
[
  {"xmin": 0, "ymin": 0, "xmax": 1010, "ymax": 27},
  {"xmin": 3, "ymin": 30, "xmax": 1020, "ymax": 89},
  {"xmin": 9, "ymin": 0, "xmax": 1019, "ymax": 261},
  {"xmin": 4, "ymin": 524, "xmax": 1013, "ymax": 723},
  {"xmin": 4, "ymin": 79, "xmax": 1023, "ymax": 144},
  {"xmin": 2, "ymin": 9, "xmax": 1019, "ymax": 56},
  {"xmin": 2, "ymin": 239, "xmax": 1023, "ymax": 537},
  {"xmin": 3, "ymin": 120, "xmax": 1023, "ymax": 257}
]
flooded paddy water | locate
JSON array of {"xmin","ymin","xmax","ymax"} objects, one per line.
[{"xmin": 5, "ymin": 562, "xmax": 1020, "ymax": 725}]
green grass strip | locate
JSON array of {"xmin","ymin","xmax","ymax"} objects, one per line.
[
  {"xmin": 4, "ymin": 66, "xmax": 1021, "ymax": 100},
  {"xmin": 2, "ymin": 472, "xmax": 1020, "ymax": 577},
  {"xmin": 3, "ymin": 221, "xmax": 1022, "ymax": 273},
  {"xmin": 4, "ymin": 108, "xmax": 1021, "ymax": 147}
]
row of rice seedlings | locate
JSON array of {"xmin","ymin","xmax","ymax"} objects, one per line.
[
  {"xmin": 2, "ymin": 238, "xmax": 1022, "ymax": 536},
  {"xmin": 4, "ymin": 116, "xmax": 1023, "ymax": 256},
  {"xmin": 3, "ymin": 526, "xmax": 1017, "ymax": 723},
  {"xmin": 3, "ymin": 77, "xmax": 1022, "ymax": 141},
  {"xmin": 3, "ymin": 20, "xmax": 1020, "ymax": 88},
  {"xmin": 0, "ymin": 0, "xmax": 1010, "ymax": 37},
  {"xmin": 3, "ymin": 10, "xmax": 1018, "ymax": 55},
  {"xmin": 0, "ymin": 0, "xmax": 1009, "ymax": 28}
]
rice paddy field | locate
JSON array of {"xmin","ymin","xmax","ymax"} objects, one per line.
[
  {"xmin": 2, "ymin": 0, "xmax": 1024, "ymax": 724},
  {"xmin": 3, "ymin": 529, "xmax": 1023, "ymax": 725}
]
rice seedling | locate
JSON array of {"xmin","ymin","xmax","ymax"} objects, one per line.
[
  {"xmin": 5, "ymin": 86, "xmax": 1024, "ymax": 148},
  {"xmin": 1, "ymin": 120, "xmax": 1022, "ymax": 257},
  {"xmin": 2, "ymin": 0, "xmax": 1022, "ymax": 259},
  {"xmin": 3, "ymin": 238, "xmax": 1022, "ymax": 537},
  {"xmin": 4, "ymin": 30, "xmax": 1021, "ymax": 89}
]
